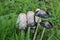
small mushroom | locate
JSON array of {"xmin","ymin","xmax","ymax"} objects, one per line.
[
  {"xmin": 27, "ymin": 11, "xmax": 36, "ymax": 28},
  {"xmin": 16, "ymin": 13, "xmax": 27, "ymax": 30},
  {"xmin": 35, "ymin": 8, "xmax": 50, "ymax": 18},
  {"xmin": 27, "ymin": 11, "xmax": 37, "ymax": 40},
  {"xmin": 40, "ymin": 20, "xmax": 53, "ymax": 29},
  {"xmin": 40, "ymin": 21, "xmax": 53, "ymax": 40}
]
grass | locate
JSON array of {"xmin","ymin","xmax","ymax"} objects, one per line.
[{"xmin": 0, "ymin": 0, "xmax": 60, "ymax": 40}]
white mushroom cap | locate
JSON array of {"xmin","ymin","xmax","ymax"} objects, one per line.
[
  {"xmin": 16, "ymin": 13, "xmax": 27, "ymax": 30},
  {"xmin": 27, "ymin": 11, "xmax": 35, "ymax": 27}
]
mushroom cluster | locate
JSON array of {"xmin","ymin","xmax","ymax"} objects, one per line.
[{"xmin": 16, "ymin": 8, "xmax": 53, "ymax": 40}]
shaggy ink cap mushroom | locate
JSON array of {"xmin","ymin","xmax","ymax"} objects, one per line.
[
  {"xmin": 16, "ymin": 13, "xmax": 27, "ymax": 30},
  {"xmin": 40, "ymin": 20, "xmax": 53, "ymax": 29},
  {"xmin": 35, "ymin": 8, "xmax": 50, "ymax": 18},
  {"xmin": 27, "ymin": 11, "xmax": 36, "ymax": 28}
]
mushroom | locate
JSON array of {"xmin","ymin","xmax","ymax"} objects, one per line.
[
  {"xmin": 27, "ymin": 11, "xmax": 35, "ymax": 27},
  {"xmin": 27, "ymin": 11, "xmax": 35, "ymax": 40},
  {"xmin": 16, "ymin": 13, "xmax": 27, "ymax": 40},
  {"xmin": 40, "ymin": 20, "xmax": 52, "ymax": 40},
  {"xmin": 33, "ymin": 8, "xmax": 50, "ymax": 40},
  {"xmin": 16, "ymin": 13, "xmax": 27, "ymax": 30},
  {"xmin": 35, "ymin": 8, "xmax": 50, "ymax": 18},
  {"xmin": 40, "ymin": 20, "xmax": 52, "ymax": 29}
]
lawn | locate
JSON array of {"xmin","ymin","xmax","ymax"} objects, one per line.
[{"xmin": 0, "ymin": 0, "xmax": 60, "ymax": 40}]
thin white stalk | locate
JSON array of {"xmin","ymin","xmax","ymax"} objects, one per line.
[
  {"xmin": 40, "ymin": 28, "xmax": 45, "ymax": 40},
  {"xmin": 26, "ymin": 27, "xmax": 31, "ymax": 40},
  {"xmin": 21, "ymin": 30, "xmax": 25, "ymax": 40},
  {"xmin": 33, "ymin": 18, "xmax": 40, "ymax": 40},
  {"xmin": 27, "ymin": 27, "xmax": 31, "ymax": 40}
]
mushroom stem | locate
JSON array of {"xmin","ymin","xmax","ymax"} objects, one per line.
[
  {"xmin": 26, "ymin": 27, "xmax": 31, "ymax": 40},
  {"xmin": 21, "ymin": 30, "xmax": 25, "ymax": 40},
  {"xmin": 27, "ymin": 27, "xmax": 31, "ymax": 40},
  {"xmin": 33, "ymin": 18, "xmax": 40, "ymax": 40},
  {"xmin": 40, "ymin": 28, "xmax": 45, "ymax": 40}
]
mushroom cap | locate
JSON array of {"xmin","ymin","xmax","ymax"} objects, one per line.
[
  {"xmin": 16, "ymin": 13, "xmax": 27, "ymax": 30},
  {"xmin": 27, "ymin": 11, "xmax": 35, "ymax": 27},
  {"xmin": 35, "ymin": 8, "xmax": 50, "ymax": 18},
  {"xmin": 35, "ymin": 16, "xmax": 41, "ymax": 23},
  {"xmin": 40, "ymin": 20, "xmax": 53, "ymax": 29}
]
